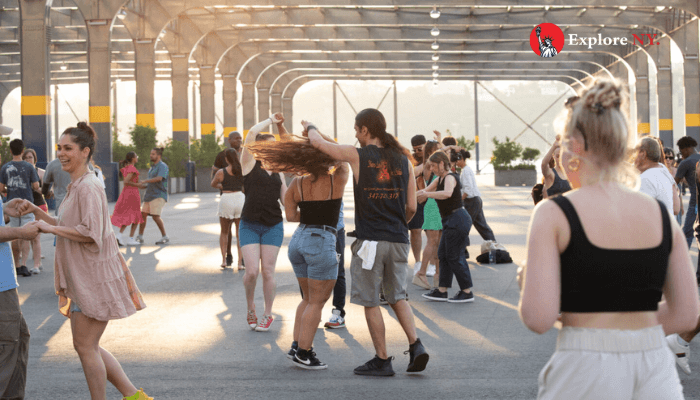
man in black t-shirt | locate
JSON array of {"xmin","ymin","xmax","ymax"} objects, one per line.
[
  {"xmin": 212, "ymin": 131, "xmax": 242, "ymax": 266},
  {"xmin": 675, "ymin": 136, "xmax": 700, "ymax": 248},
  {"xmin": 307, "ymin": 109, "xmax": 429, "ymax": 377}
]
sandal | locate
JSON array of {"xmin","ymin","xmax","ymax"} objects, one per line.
[
  {"xmin": 412, "ymin": 274, "xmax": 431, "ymax": 290},
  {"xmin": 237, "ymin": 264, "xmax": 245, "ymax": 272}
]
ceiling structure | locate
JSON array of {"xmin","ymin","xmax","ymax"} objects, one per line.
[{"xmin": 4, "ymin": 0, "xmax": 700, "ymax": 200}]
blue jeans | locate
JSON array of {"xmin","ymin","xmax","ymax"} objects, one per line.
[
  {"xmin": 331, "ymin": 228, "xmax": 346, "ymax": 316},
  {"xmin": 683, "ymin": 202, "xmax": 696, "ymax": 249},
  {"xmin": 437, "ymin": 208, "xmax": 474, "ymax": 290},
  {"xmin": 288, "ymin": 225, "xmax": 338, "ymax": 281}
]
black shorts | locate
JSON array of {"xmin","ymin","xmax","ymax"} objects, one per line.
[{"xmin": 408, "ymin": 201, "xmax": 425, "ymax": 230}]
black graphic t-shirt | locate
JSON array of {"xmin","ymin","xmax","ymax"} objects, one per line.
[
  {"xmin": 353, "ymin": 145, "xmax": 410, "ymax": 243},
  {"xmin": 0, "ymin": 160, "xmax": 39, "ymax": 201}
]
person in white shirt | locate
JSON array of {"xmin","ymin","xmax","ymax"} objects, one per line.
[
  {"xmin": 634, "ymin": 137, "xmax": 676, "ymax": 215},
  {"xmin": 455, "ymin": 150, "xmax": 496, "ymax": 241}
]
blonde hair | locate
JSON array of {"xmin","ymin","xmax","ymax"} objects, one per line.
[{"xmin": 563, "ymin": 79, "xmax": 638, "ymax": 188}]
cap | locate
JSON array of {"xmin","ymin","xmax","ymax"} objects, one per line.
[
  {"xmin": 0, "ymin": 125, "xmax": 13, "ymax": 136},
  {"xmin": 411, "ymin": 134, "xmax": 426, "ymax": 147}
]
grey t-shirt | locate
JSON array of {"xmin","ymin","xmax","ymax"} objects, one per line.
[
  {"xmin": 44, "ymin": 158, "xmax": 71, "ymax": 209},
  {"xmin": 675, "ymin": 152, "xmax": 700, "ymax": 206}
]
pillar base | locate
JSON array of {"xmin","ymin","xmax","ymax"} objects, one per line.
[
  {"xmin": 103, "ymin": 162, "xmax": 119, "ymax": 202},
  {"xmin": 186, "ymin": 162, "xmax": 196, "ymax": 192}
]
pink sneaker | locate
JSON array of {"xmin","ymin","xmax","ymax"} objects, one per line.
[
  {"xmin": 247, "ymin": 310, "xmax": 257, "ymax": 330},
  {"xmin": 255, "ymin": 315, "xmax": 274, "ymax": 332}
]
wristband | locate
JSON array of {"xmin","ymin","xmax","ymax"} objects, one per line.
[{"xmin": 306, "ymin": 125, "xmax": 318, "ymax": 132}]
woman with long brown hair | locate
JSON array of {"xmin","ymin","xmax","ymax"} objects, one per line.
[
  {"xmin": 248, "ymin": 122, "xmax": 349, "ymax": 369},
  {"xmin": 412, "ymin": 140, "xmax": 442, "ymax": 289},
  {"xmin": 111, "ymin": 151, "xmax": 145, "ymax": 246},
  {"xmin": 21, "ymin": 148, "xmax": 46, "ymax": 274},
  {"xmin": 211, "ymin": 148, "xmax": 245, "ymax": 270},
  {"xmin": 19, "ymin": 122, "xmax": 151, "ymax": 400}
]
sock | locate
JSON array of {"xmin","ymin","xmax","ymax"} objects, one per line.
[
  {"xmin": 677, "ymin": 335, "xmax": 690, "ymax": 347},
  {"xmin": 291, "ymin": 341, "xmax": 298, "ymax": 350}
]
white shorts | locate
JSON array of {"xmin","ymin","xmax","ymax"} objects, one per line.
[
  {"xmin": 217, "ymin": 192, "xmax": 244, "ymax": 219},
  {"xmin": 538, "ymin": 325, "xmax": 684, "ymax": 400}
]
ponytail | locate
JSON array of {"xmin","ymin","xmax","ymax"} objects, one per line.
[{"xmin": 355, "ymin": 108, "xmax": 414, "ymax": 164}]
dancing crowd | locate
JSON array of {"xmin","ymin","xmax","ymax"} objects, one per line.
[{"xmin": 2, "ymin": 77, "xmax": 700, "ymax": 399}]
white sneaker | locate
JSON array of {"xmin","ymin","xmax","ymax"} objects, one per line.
[
  {"xmin": 115, "ymin": 233, "xmax": 125, "ymax": 246},
  {"xmin": 413, "ymin": 262, "xmax": 422, "ymax": 276},
  {"xmin": 126, "ymin": 237, "xmax": 141, "ymax": 246},
  {"xmin": 155, "ymin": 235, "xmax": 170, "ymax": 245},
  {"xmin": 324, "ymin": 309, "xmax": 346, "ymax": 329},
  {"xmin": 666, "ymin": 334, "xmax": 692, "ymax": 375},
  {"xmin": 29, "ymin": 267, "xmax": 41, "ymax": 274},
  {"xmin": 135, "ymin": 235, "xmax": 144, "ymax": 244},
  {"xmin": 426, "ymin": 264, "xmax": 436, "ymax": 277}
]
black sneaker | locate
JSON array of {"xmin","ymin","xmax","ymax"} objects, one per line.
[
  {"xmin": 448, "ymin": 290, "xmax": 475, "ymax": 303},
  {"xmin": 226, "ymin": 254, "xmax": 233, "ymax": 267},
  {"xmin": 293, "ymin": 348, "xmax": 327, "ymax": 370},
  {"xmin": 379, "ymin": 292, "xmax": 388, "ymax": 305},
  {"xmin": 286, "ymin": 341, "xmax": 298, "ymax": 360},
  {"xmin": 18, "ymin": 266, "xmax": 31, "ymax": 277},
  {"xmin": 422, "ymin": 288, "xmax": 448, "ymax": 302},
  {"xmin": 354, "ymin": 355, "xmax": 395, "ymax": 376},
  {"xmin": 405, "ymin": 338, "xmax": 429, "ymax": 372}
]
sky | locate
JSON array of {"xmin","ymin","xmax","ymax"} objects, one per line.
[{"xmin": 1, "ymin": 79, "xmax": 573, "ymax": 171}]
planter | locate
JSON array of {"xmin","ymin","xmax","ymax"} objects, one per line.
[
  {"xmin": 494, "ymin": 169, "xmax": 537, "ymax": 187},
  {"xmin": 195, "ymin": 166, "xmax": 219, "ymax": 192}
]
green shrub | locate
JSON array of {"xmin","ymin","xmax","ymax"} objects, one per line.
[
  {"xmin": 0, "ymin": 137, "xmax": 12, "ymax": 169},
  {"xmin": 112, "ymin": 136, "xmax": 135, "ymax": 173},
  {"xmin": 521, "ymin": 147, "xmax": 541, "ymax": 165},
  {"xmin": 190, "ymin": 134, "xmax": 224, "ymax": 168},
  {"xmin": 162, "ymin": 139, "xmax": 189, "ymax": 178},
  {"xmin": 457, "ymin": 136, "xmax": 476, "ymax": 152},
  {"xmin": 491, "ymin": 137, "xmax": 523, "ymax": 170},
  {"xmin": 129, "ymin": 125, "xmax": 158, "ymax": 169}
]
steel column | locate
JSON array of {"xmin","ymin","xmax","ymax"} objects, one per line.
[
  {"xmin": 634, "ymin": 52, "xmax": 651, "ymax": 137},
  {"xmin": 199, "ymin": 66, "xmax": 216, "ymax": 135},
  {"xmin": 19, "ymin": 0, "xmax": 51, "ymax": 166},
  {"xmin": 171, "ymin": 54, "xmax": 189, "ymax": 145},
  {"xmin": 86, "ymin": 19, "xmax": 117, "ymax": 201},
  {"xmin": 242, "ymin": 81, "xmax": 256, "ymax": 137},
  {"xmin": 257, "ymin": 88, "xmax": 270, "ymax": 124},
  {"xmin": 656, "ymin": 39, "xmax": 674, "ymax": 147},
  {"xmin": 222, "ymin": 75, "xmax": 238, "ymax": 135},
  {"xmin": 134, "ymin": 39, "xmax": 156, "ymax": 128}
]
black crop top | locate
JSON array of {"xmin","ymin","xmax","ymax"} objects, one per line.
[
  {"xmin": 221, "ymin": 168, "xmax": 243, "ymax": 192},
  {"xmin": 435, "ymin": 173, "xmax": 463, "ymax": 218},
  {"xmin": 298, "ymin": 175, "xmax": 341, "ymax": 228},
  {"xmin": 242, "ymin": 161, "xmax": 283, "ymax": 226},
  {"xmin": 552, "ymin": 196, "xmax": 671, "ymax": 313}
]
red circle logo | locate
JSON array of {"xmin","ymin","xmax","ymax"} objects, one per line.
[{"xmin": 530, "ymin": 23, "xmax": 564, "ymax": 57}]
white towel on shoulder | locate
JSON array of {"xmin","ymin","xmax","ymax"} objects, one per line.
[{"xmin": 357, "ymin": 240, "xmax": 378, "ymax": 270}]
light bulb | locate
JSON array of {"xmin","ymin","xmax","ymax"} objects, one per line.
[
  {"xmin": 117, "ymin": 9, "xmax": 127, "ymax": 20},
  {"xmin": 431, "ymin": 27, "xmax": 440, "ymax": 36},
  {"xmin": 430, "ymin": 8, "xmax": 441, "ymax": 19},
  {"xmin": 60, "ymin": 63, "xmax": 67, "ymax": 71},
  {"xmin": 432, "ymin": 64, "xmax": 439, "ymax": 70},
  {"xmin": 431, "ymin": 41, "xmax": 439, "ymax": 50},
  {"xmin": 432, "ymin": 53, "xmax": 439, "ymax": 61},
  {"xmin": 432, "ymin": 71, "xmax": 439, "ymax": 78}
]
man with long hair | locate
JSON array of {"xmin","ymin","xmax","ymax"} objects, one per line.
[{"xmin": 305, "ymin": 108, "xmax": 429, "ymax": 376}]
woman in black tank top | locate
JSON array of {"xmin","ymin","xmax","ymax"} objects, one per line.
[
  {"xmin": 541, "ymin": 135, "xmax": 571, "ymax": 198},
  {"xmin": 248, "ymin": 122, "xmax": 349, "ymax": 369},
  {"xmin": 211, "ymin": 148, "xmax": 245, "ymax": 270},
  {"xmin": 416, "ymin": 151, "xmax": 475, "ymax": 304},
  {"xmin": 519, "ymin": 79, "xmax": 699, "ymax": 399}
]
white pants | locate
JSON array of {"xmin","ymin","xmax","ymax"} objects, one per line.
[{"xmin": 538, "ymin": 325, "xmax": 684, "ymax": 400}]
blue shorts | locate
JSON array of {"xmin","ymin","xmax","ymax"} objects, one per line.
[
  {"xmin": 239, "ymin": 219, "xmax": 284, "ymax": 247},
  {"xmin": 288, "ymin": 225, "xmax": 339, "ymax": 281},
  {"xmin": 70, "ymin": 301, "xmax": 81, "ymax": 313}
]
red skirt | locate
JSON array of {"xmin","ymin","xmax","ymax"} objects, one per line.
[{"xmin": 111, "ymin": 186, "xmax": 144, "ymax": 227}]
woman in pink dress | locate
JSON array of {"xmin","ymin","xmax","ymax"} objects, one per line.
[
  {"xmin": 20, "ymin": 122, "xmax": 152, "ymax": 400},
  {"xmin": 112, "ymin": 152, "xmax": 146, "ymax": 246}
]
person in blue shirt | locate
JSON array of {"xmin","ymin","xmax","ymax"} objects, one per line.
[
  {"xmin": 136, "ymin": 148, "xmax": 170, "ymax": 245},
  {"xmin": 0, "ymin": 198, "xmax": 40, "ymax": 399}
]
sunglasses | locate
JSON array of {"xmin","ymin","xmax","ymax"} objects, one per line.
[{"xmin": 665, "ymin": 156, "xmax": 674, "ymax": 160}]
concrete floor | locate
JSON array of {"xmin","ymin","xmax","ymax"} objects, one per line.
[{"xmin": 16, "ymin": 174, "xmax": 700, "ymax": 399}]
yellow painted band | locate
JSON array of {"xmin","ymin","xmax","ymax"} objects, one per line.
[
  {"xmin": 89, "ymin": 106, "xmax": 111, "ymax": 123},
  {"xmin": 172, "ymin": 119, "xmax": 189, "ymax": 132},
  {"xmin": 201, "ymin": 124, "xmax": 216, "ymax": 135},
  {"xmin": 136, "ymin": 114, "xmax": 155, "ymax": 128},
  {"xmin": 21, "ymin": 96, "xmax": 50, "ymax": 116},
  {"xmin": 243, "ymin": 129, "xmax": 250, "ymax": 140},
  {"xmin": 223, "ymin": 127, "xmax": 239, "ymax": 135},
  {"xmin": 637, "ymin": 123, "xmax": 651, "ymax": 134},
  {"xmin": 659, "ymin": 119, "xmax": 673, "ymax": 131},
  {"xmin": 686, "ymin": 114, "xmax": 700, "ymax": 127}
]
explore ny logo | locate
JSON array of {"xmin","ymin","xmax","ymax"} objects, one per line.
[
  {"xmin": 530, "ymin": 23, "xmax": 564, "ymax": 57},
  {"xmin": 531, "ymin": 23, "xmax": 663, "ymax": 57}
]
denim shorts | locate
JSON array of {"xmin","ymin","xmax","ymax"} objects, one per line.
[
  {"xmin": 288, "ymin": 224, "xmax": 339, "ymax": 281},
  {"xmin": 69, "ymin": 300, "xmax": 81, "ymax": 313},
  {"xmin": 239, "ymin": 219, "xmax": 284, "ymax": 247}
]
